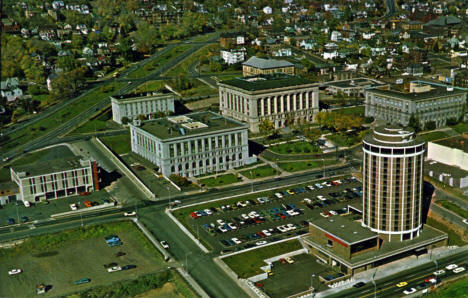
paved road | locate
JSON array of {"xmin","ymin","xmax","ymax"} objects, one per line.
[
  {"xmin": 327, "ymin": 249, "xmax": 468, "ymax": 298},
  {"xmin": 1, "ymin": 33, "xmax": 219, "ymax": 161},
  {"xmin": 430, "ymin": 203, "xmax": 467, "ymax": 229}
]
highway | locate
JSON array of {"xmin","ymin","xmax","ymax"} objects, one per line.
[{"xmin": 328, "ymin": 250, "xmax": 468, "ymax": 298}]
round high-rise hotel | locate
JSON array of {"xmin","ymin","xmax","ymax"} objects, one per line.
[{"xmin": 362, "ymin": 126, "xmax": 425, "ymax": 241}]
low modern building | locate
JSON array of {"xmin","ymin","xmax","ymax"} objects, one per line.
[
  {"xmin": 218, "ymin": 75, "xmax": 319, "ymax": 132},
  {"xmin": 10, "ymin": 158, "xmax": 99, "ymax": 203},
  {"xmin": 111, "ymin": 92, "xmax": 175, "ymax": 124},
  {"xmin": 426, "ymin": 161, "xmax": 468, "ymax": 190},
  {"xmin": 427, "ymin": 135, "xmax": 468, "ymax": 171},
  {"xmin": 242, "ymin": 56, "xmax": 295, "ymax": 77},
  {"xmin": 129, "ymin": 111, "xmax": 253, "ymax": 177},
  {"xmin": 365, "ymin": 81, "xmax": 466, "ymax": 128},
  {"xmin": 325, "ymin": 78, "xmax": 386, "ymax": 97},
  {"xmin": 220, "ymin": 49, "xmax": 246, "ymax": 65}
]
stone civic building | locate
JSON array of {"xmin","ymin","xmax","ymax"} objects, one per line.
[
  {"xmin": 111, "ymin": 92, "xmax": 175, "ymax": 124},
  {"xmin": 129, "ymin": 111, "xmax": 253, "ymax": 177},
  {"xmin": 242, "ymin": 56, "xmax": 294, "ymax": 77},
  {"xmin": 365, "ymin": 81, "xmax": 466, "ymax": 128},
  {"xmin": 218, "ymin": 75, "xmax": 319, "ymax": 132}
]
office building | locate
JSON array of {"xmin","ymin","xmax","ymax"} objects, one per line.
[
  {"xmin": 111, "ymin": 92, "xmax": 175, "ymax": 124},
  {"xmin": 365, "ymin": 81, "xmax": 466, "ymax": 128},
  {"xmin": 218, "ymin": 75, "xmax": 319, "ymax": 132},
  {"xmin": 242, "ymin": 56, "xmax": 294, "ymax": 77},
  {"xmin": 362, "ymin": 126, "xmax": 425, "ymax": 241},
  {"xmin": 10, "ymin": 158, "xmax": 99, "ymax": 203},
  {"xmin": 129, "ymin": 111, "xmax": 253, "ymax": 177},
  {"xmin": 325, "ymin": 78, "xmax": 386, "ymax": 97}
]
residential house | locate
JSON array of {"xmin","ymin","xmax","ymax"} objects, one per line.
[{"xmin": 220, "ymin": 49, "xmax": 246, "ymax": 65}]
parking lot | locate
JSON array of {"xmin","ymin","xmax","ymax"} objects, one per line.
[
  {"xmin": 0, "ymin": 190, "xmax": 113, "ymax": 228},
  {"xmin": 173, "ymin": 175, "xmax": 362, "ymax": 253}
]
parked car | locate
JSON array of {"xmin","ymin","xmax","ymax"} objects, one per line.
[
  {"xmin": 445, "ymin": 264, "xmax": 458, "ymax": 270},
  {"xmin": 115, "ymin": 252, "xmax": 126, "ymax": 257},
  {"xmin": 403, "ymin": 288, "xmax": 416, "ymax": 295},
  {"xmin": 107, "ymin": 266, "xmax": 122, "ymax": 273},
  {"xmin": 122, "ymin": 264, "xmax": 137, "ymax": 270},
  {"xmin": 396, "ymin": 281, "xmax": 408, "ymax": 287},
  {"xmin": 285, "ymin": 257, "xmax": 294, "ymax": 264},
  {"xmin": 23, "ymin": 201, "xmax": 31, "ymax": 207},
  {"xmin": 453, "ymin": 267, "xmax": 465, "ymax": 273},
  {"xmin": 8, "ymin": 269, "xmax": 22, "ymax": 275},
  {"xmin": 160, "ymin": 241, "xmax": 169, "ymax": 249},
  {"xmin": 124, "ymin": 211, "xmax": 136, "ymax": 216},
  {"xmin": 74, "ymin": 278, "xmax": 90, "ymax": 285},
  {"xmin": 256, "ymin": 241, "xmax": 268, "ymax": 246},
  {"xmin": 8, "ymin": 218, "xmax": 15, "ymax": 225},
  {"xmin": 70, "ymin": 203, "xmax": 78, "ymax": 211},
  {"xmin": 353, "ymin": 282, "xmax": 366, "ymax": 288},
  {"xmin": 433, "ymin": 269, "xmax": 445, "ymax": 276}
]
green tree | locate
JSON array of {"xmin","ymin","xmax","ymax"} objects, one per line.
[
  {"xmin": 408, "ymin": 113, "xmax": 421, "ymax": 132},
  {"xmin": 259, "ymin": 119, "xmax": 275, "ymax": 135},
  {"xmin": 424, "ymin": 121, "xmax": 436, "ymax": 131},
  {"xmin": 131, "ymin": 22, "xmax": 158, "ymax": 54}
]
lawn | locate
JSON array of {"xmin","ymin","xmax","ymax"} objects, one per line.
[
  {"xmin": 176, "ymin": 79, "xmax": 217, "ymax": 98},
  {"xmin": 165, "ymin": 43, "xmax": 218, "ymax": 77},
  {"xmin": 10, "ymin": 145, "xmax": 75, "ymax": 167},
  {"xmin": 419, "ymin": 131, "xmax": 448, "ymax": 142},
  {"xmin": 199, "ymin": 173, "xmax": 240, "ymax": 187},
  {"xmin": 100, "ymin": 133, "xmax": 131, "ymax": 155},
  {"xmin": 268, "ymin": 141, "xmax": 321, "ymax": 155},
  {"xmin": 426, "ymin": 276, "xmax": 468, "ymax": 298},
  {"xmin": 436, "ymin": 200, "xmax": 468, "ymax": 218},
  {"xmin": 72, "ymin": 109, "xmax": 121, "ymax": 134},
  {"xmin": 326, "ymin": 132, "xmax": 364, "ymax": 147},
  {"xmin": 127, "ymin": 45, "xmax": 193, "ymax": 79},
  {"xmin": 222, "ymin": 239, "xmax": 303, "ymax": 278},
  {"xmin": 0, "ymin": 221, "xmax": 179, "ymax": 297},
  {"xmin": 426, "ymin": 217, "xmax": 467, "ymax": 246},
  {"xmin": 240, "ymin": 165, "xmax": 277, "ymax": 179},
  {"xmin": 132, "ymin": 80, "xmax": 166, "ymax": 94},
  {"xmin": 330, "ymin": 106, "xmax": 365, "ymax": 117},
  {"xmin": 278, "ymin": 159, "xmax": 339, "ymax": 172},
  {"xmin": 451, "ymin": 122, "xmax": 468, "ymax": 134},
  {"xmin": 1, "ymin": 81, "xmax": 125, "ymax": 153}
]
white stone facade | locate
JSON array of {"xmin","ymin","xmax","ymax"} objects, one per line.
[{"xmin": 111, "ymin": 93, "xmax": 175, "ymax": 124}]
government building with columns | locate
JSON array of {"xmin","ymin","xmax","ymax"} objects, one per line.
[
  {"xmin": 129, "ymin": 111, "xmax": 253, "ymax": 177},
  {"xmin": 218, "ymin": 75, "xmax": 319, "ymax": 132}
]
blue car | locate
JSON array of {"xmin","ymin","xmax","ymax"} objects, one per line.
[{"xmin": 8, "ymin": 218, "xmax": 15, "ymax": 225}]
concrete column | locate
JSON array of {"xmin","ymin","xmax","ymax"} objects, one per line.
[
  {"xmin": 286, "ymin": 94, "xmax": 291, "ymax": 111},
  {"xmin": 280, "ymin": 95, "xmax": 284, "ymax": 113},
  {"xmin": 293, "ymin": 93, "xmax": 297, "ymax": 111}
]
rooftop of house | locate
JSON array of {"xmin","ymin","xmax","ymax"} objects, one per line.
[
  {"xmin": 424, "ymin": 15, "xmax": 461, "ymax": 27},
  {"xmin": 366, "ymin": 80, "xmax": 467, "ymax": 101},
  {"xmin": 432, "ymin": 135, "xmax": 468, "ymax": 153},
  {"xmin": 133, "ymin": 111, "xmax": 246, "ymax": 140},
  {"xmin": 310, "ymin": 215, "xmax": 377, "ymax": 245},
  {"xmin": 242, "ymin": 56, "xmax": 294, "ymax": 69},
  {"xmin": 326, "ymin": 78, "xmax": 386, "ymax": 89},
  {"xmin": 219, "ymin": 74, "xmax": 315, "ymax": 92}
]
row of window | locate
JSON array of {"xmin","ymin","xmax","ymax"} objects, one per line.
[
  {"xmin": 170, "ymin": 154, "xmax": 243, "ymax": 172},
  {"xmin": 28, "ymin": 169, "xmax": 90, "ymax": 195}
]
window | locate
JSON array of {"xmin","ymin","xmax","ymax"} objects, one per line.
[{"xmin": 327, "ymin": 239, "xmax": 333, "ymax": 247}]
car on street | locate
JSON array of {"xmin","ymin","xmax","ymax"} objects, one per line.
[
  {"xmin": 107, "ymin": 266, "xmax": 122, "ymax": 273},
  {"xmin": 353, "ymin": 282, "xmax": 365, "ymax": 288},
  {"xmin": 433, "ymin": 269, "xmax": 445, "ymax": 276},
  {"xmin": 445, "ymin": 264, "xmax": 458, "ymax": 270},
  {"xmin": 403, "ymin": 288, "xmax": 416, "ymax": 295},
  {"xmin": 124, "ymin": 211, "xmax": 136, "ymax": 216},
  {"xmin": 396, "ymin": 281, "xmax": 408, "ymax": 287},
  {"xmin": 453, "ymin": 267, "xmax": 465, "ymax": 273},
  {"xmin": 160, "ymin": 241, "xmax": 169, "ymax": 249},
  {"xmin": 8, "ymin": 269, "xmax": 22, "ymax": 275},
  {"xmin": 256, "ymin": 241, "xmax": 267, "ymax": 246}
]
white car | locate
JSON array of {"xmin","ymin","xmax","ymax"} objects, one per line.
[
  {"xmin": 256, "ymin": 241, "xmax": 268, "ymax": 246},
  {"xmin": 316, "ymin": 195, "xmax": 326, "ymax": 201},
  {"xmin": 303, "ymin": 198, "xmax": 312, "ymax": 204},
  {"xmin": 23, "ymin": 201, "xmax": 31, "ymax": 208},
  {"xmin": 329, "ymin": 210, "xmax": 338, "ymax": 216},
  {"xmin": 216, "ymin": 219, "xmax": 225, "ymax": 225},
  {"xmin": 70, "ymin": 203, "xmax": 78, "ymax": 211},
  {"xmin": 218, "ymin": 226, "xmax": 228, "ymax": 233},
  {"xmin": 231, "ymin": 238, "xmax": 242, "ymax": 245},
  {"xmin": 307, "ymin": 185, "xmax": 315, "ymax": 191},
  {"xmin": 433, "ymin": 269, "xmax": 445, "ymax": 276},
  {"xmin": 228, "ymin": 223, "xmax": 237, "ymax": 230},
  {"xmin": 8, "ymin": 269, "xmax": 22, "ymax": 275},
  {"xmin": 241, "ymin": 214, "xmax": 249, "ymax": 220},
  {"xmin": 453, "ymin": 267, "xmax": 465, "ymax": 273},
  {"xmin": 124, "ymin": 211, "xmax": 136, "ymax": 216},
  {"xmin": 446, "ymin": 264, "xmax": 458, "ymax": 270},
  {"xmin": 286, "ymin": 223, "xmax": 296, "ymax": 230},
  {"xmin": 262, "ymin": 230, "xmax": 272, "ymax": 237},
  {"xmin": 463, "ymin": 219, "xmax": 468, "ymax": 224},
  {"xmin": 277, "ymin": 225, "xmax": 288, "ymax": 233},
  {"xmin": 107, "ymin": 266, "xmax": 122, "ymax": 273},
  {"xmin": 160, "ymin": 241, "xmax": 169, "ymax": 249},
  {"xmin": 274, "ymin": 192, "xmax": 283, "ymax": 199},
  {"xmin": 403, "ymin": 288, "xmax": 416, "ymax": 295},
  {"xmin": 204, "ymin": 209, "xmax": 212, "ymax": 215}
]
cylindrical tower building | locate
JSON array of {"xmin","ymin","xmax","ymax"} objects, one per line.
[{"xmin": 362, "ymin": 125, "xmax": 425, "ymax": 241}]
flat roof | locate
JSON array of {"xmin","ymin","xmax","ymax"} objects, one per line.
[
  {"xmin": 303, "ymin": 224, "xmax": 447, "ymax": 267},
  {"xmin": 432, "ymin": 136, "xmax": 468, "ymax": 153},
  {"xmin": 364, "ymin": 125, "xmax": 425, "ymax": 148},
  {"xmin": 242, "ymin": 56, "xmax": 294, "ymax": 69},
  {"xmin": 111, "ymin": 91, "xmax": 173, "ymax": 102},
  {"xmin": 135, "ymin": 111, "xmax": 246, "ymax": 140},
  {"xmin": 310, "ymin": 216, "xmax": 377, "ymax": 244},
  {"xmin": 326, "ymin": 78, "xmax": 385, "ymax": 89},
  {"xmin": 366, "ymin": 80, "xmax": 466, "ymax": 101},
  {"xmin": 12, "ymin": 157, "xmax": 89, "ymax": 177},
  {"xmin": 219, "ymin": 75, "xmax": 315, "ymax": 92},
  {"xmin": 425, "ymin": 161, "xmax": 468, "ymax": 179}
]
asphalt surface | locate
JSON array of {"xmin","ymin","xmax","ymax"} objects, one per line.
[{"xmin": 328, "ymin": 250, "xmax": 468, "ymax": 298}]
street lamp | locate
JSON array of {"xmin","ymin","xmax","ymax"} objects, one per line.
[
  {"xmin": 371, "ymin": 267, "xmax": 378, "ymax": 298},
  {"xmin": 322, "ymin": 158, "xmax": 325, "ymax": 178},
  {"xmin": 167, "ymin": 186, "xmax": 171, "ymax": 209},
  {"xmin": 311, "ymin": 274, "xmax": 315, "ymax": 291},
  {"xmin": 250, "ymin": 170, "xmax": 254, "ymax": 193}
]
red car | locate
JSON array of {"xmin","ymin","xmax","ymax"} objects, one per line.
[
  {"xmin": 280, "ymin": 258, "xmax": 287, "ymax": 264},
  {"xmin": 257, "ymin": 232, "xmax": 266, "ymax": 238},
  {"xmin": 190, "ymin": 212, "xmax": 198, "ymax": 219}
]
